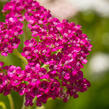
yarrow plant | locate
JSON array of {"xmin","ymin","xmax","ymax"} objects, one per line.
[{"xmin": 0, "ymin": 0, "xmax": 92, "ymax": 108}]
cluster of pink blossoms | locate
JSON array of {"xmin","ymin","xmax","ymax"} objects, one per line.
[{"xmin": 0, "ymin": 0, "xmax": 92, "ymax": 107}]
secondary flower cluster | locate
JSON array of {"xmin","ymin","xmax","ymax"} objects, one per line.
[
  {"xmin": 0, "ymin": 0, "xmax": 92, "ymax": 107},
  {"xmin": 0, "ymin": 19, "xmax": 23, "ymax": 56}
]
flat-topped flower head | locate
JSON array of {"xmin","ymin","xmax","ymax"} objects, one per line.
[{"xmin": 0, "ymin": 0, "xmax": 92, "ymax": 107}]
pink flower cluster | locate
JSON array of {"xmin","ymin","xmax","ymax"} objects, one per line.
[
  {"xmin": 0, "ymin": 0, "xmax": 92, "ymax": 107},
  {"xmin": 0, "ymin": 19, "xmax": 23, "ymax": 56}
]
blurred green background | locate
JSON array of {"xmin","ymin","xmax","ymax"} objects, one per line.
[{"xmin": 0, "ymin": 0, "xmax": 109, "ymax": 109}]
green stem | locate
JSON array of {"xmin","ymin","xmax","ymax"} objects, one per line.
[
  {"xmin": 0, "ymin": 102, "xmax": 7, "ymax": 109},
  {"xmin": 13, "ymin": 49, "xmax": 28, "ymax": 65},
  {"xmin": 13, "ymin": 49, "xmax": 28, "ymax": 69},
  {"xmin": 23, "ymin": 105, "xmax": 45, "ymax": 109},
  {"xmin": 21, "ymin": 97, "xmax": 29, "ymax": 109},
  {"xmin": 23, "ymin": 20, "xmax": 28, "ymax": 41},
  {"xmin": 7, "ymin": 95, "xmax": 14, "ymax": 109},
  {"xmin": 37, "ymin": 106, "xmax": 45, "ymax": 109}
]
